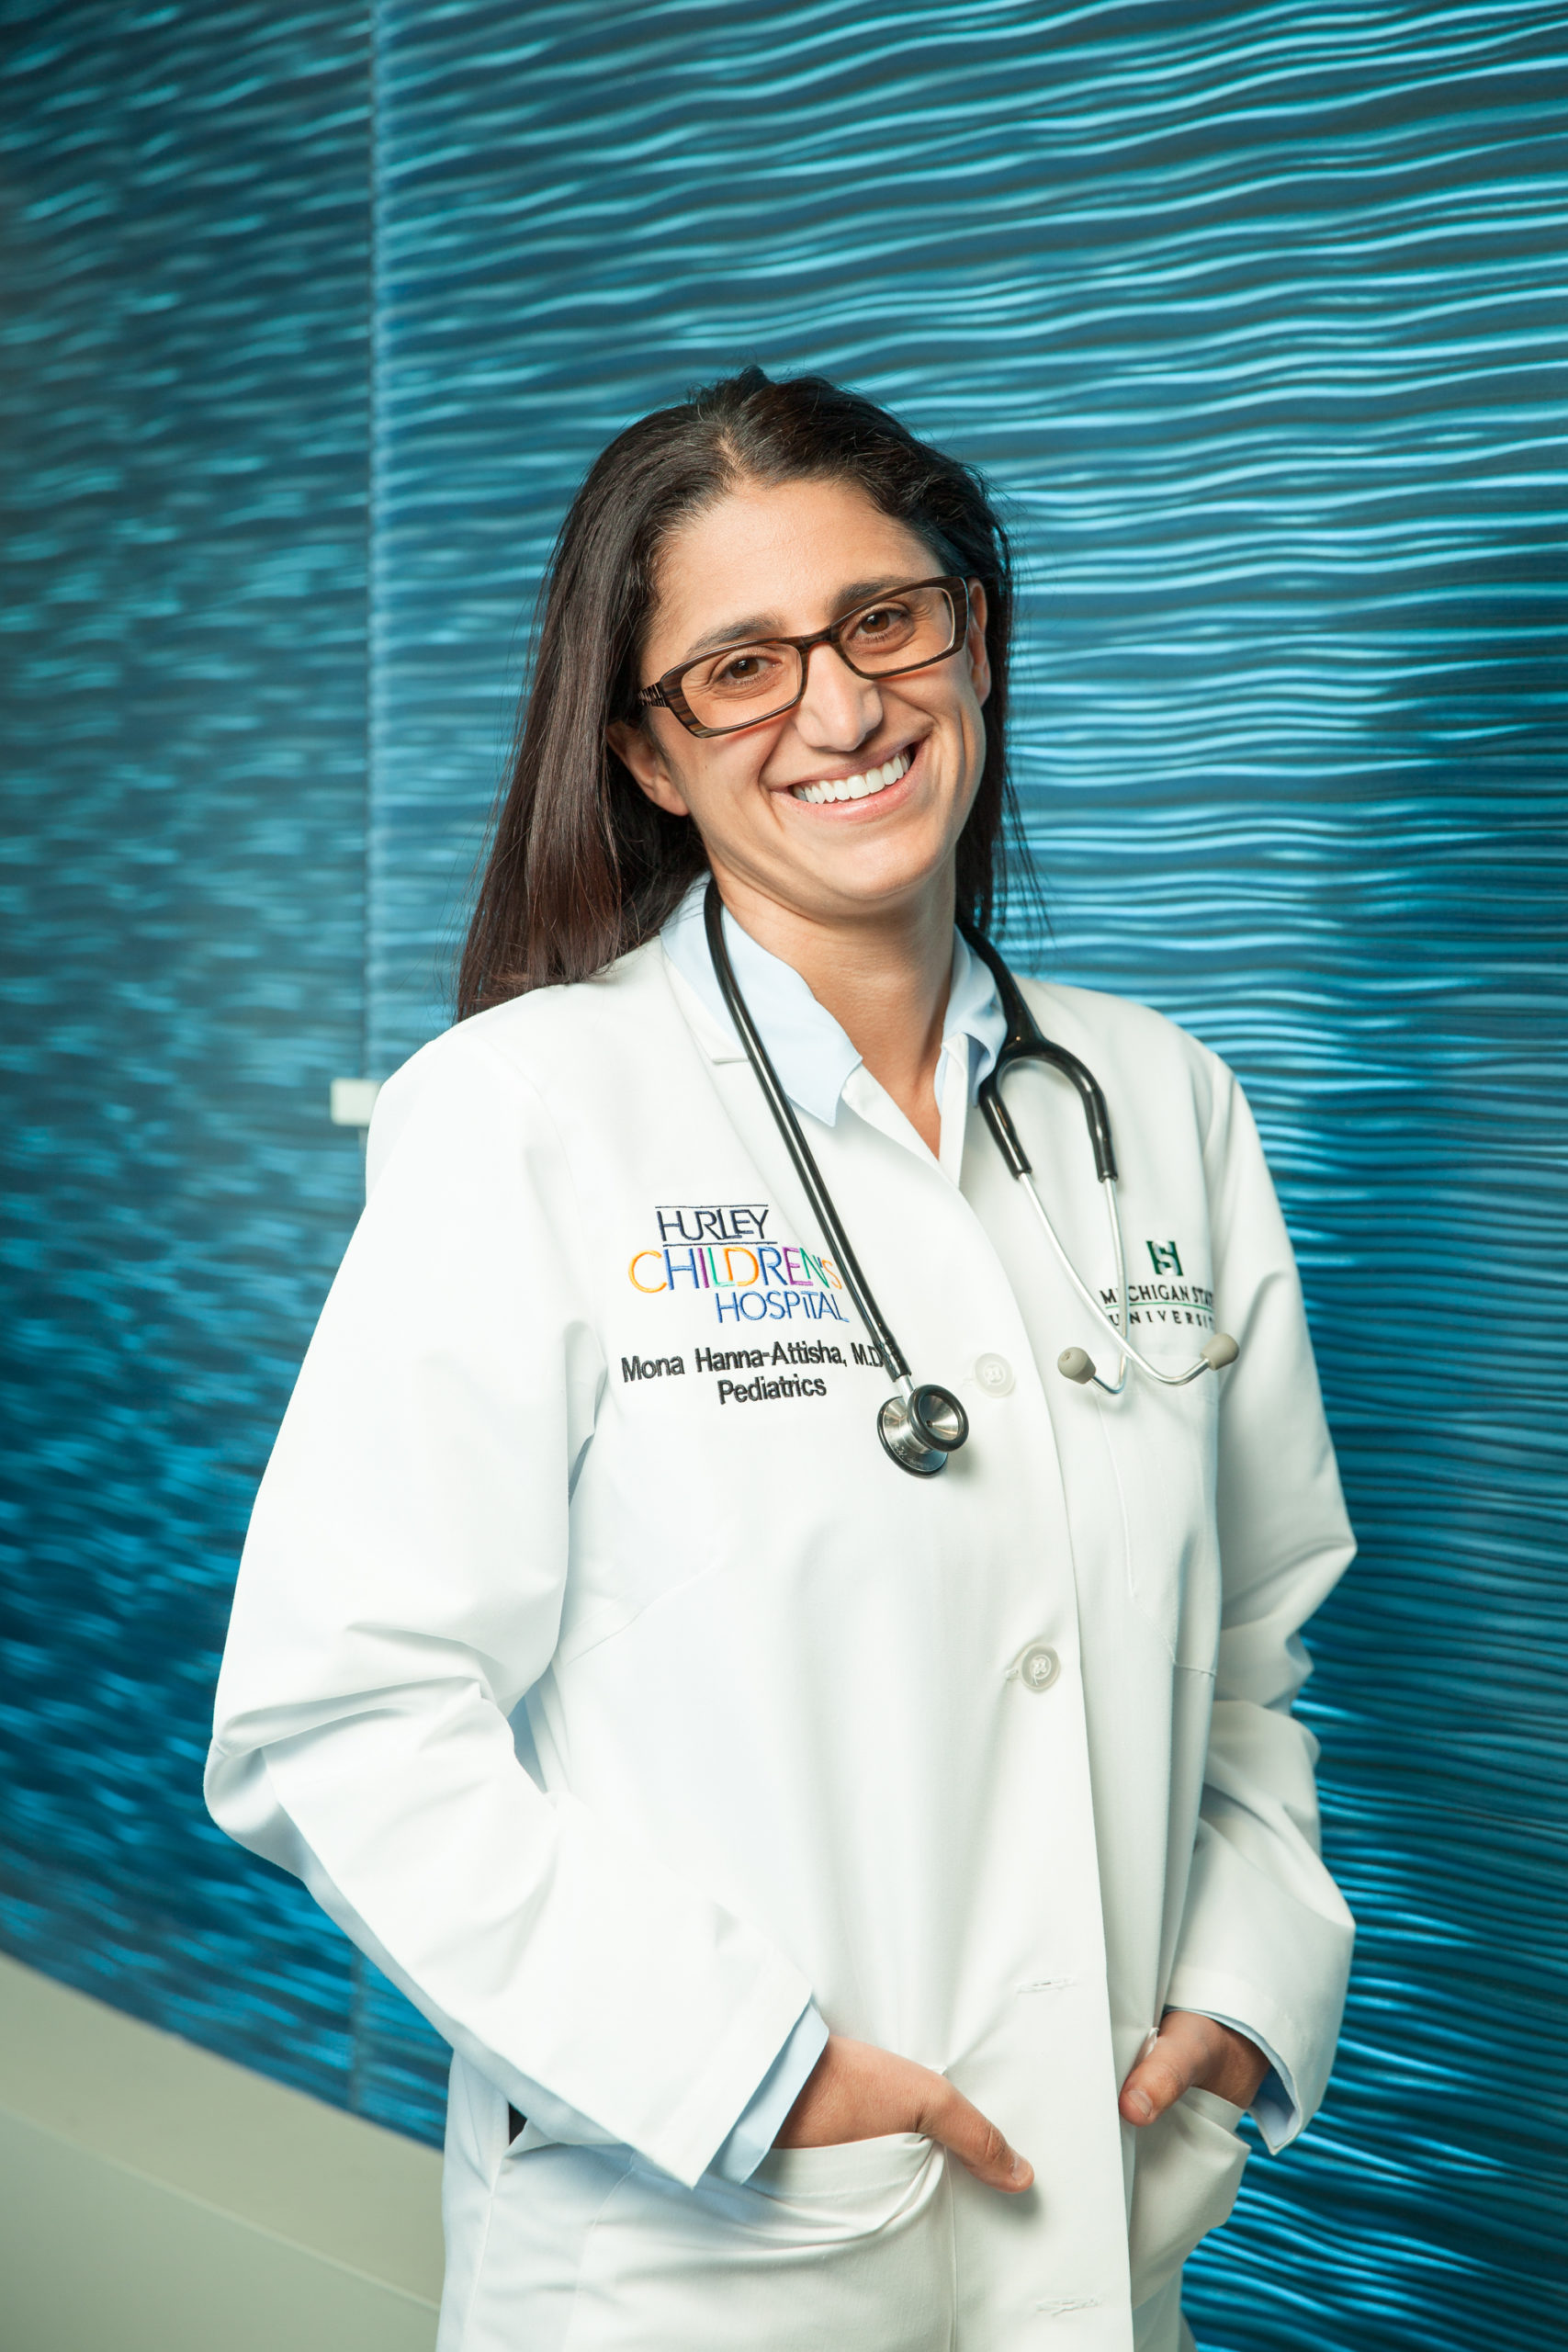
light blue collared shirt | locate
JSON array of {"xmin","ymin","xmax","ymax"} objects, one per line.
[{"xmin": 661, "ymin": 879, "xmax": 1008, "ymax": 1152}]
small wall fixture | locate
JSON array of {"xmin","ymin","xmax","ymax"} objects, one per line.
[{"xmin": 329, "ymin": 1078, "xmax": 381, "ymax": 1129}]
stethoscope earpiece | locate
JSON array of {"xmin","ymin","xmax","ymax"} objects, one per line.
[{"xmin": 1058, "ymin": 1332, "xmax": 1237, "ymax": 1389}]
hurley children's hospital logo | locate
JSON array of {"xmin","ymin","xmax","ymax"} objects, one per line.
[{"xmin": 628, "ymin": 1203, "xmax": 850, "ymax": 1327}]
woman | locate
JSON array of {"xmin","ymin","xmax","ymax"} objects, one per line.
[{"xmin": 208, "ymin": 368, "xmax": 1355, "ymax": 2352}]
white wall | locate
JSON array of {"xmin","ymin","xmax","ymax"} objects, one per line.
[{"xmin": 0, "ymin": 1954, "xmax": 443, "ymax": 2352}]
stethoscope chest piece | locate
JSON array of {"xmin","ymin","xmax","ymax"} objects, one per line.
[{"xmin": 878, "ymin": 1383, "xmax": 969, "ymax": 1477}]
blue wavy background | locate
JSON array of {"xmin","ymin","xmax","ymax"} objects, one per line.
[{"xmin": 2, "ymin": 3, "xmax": 1562, "ymax": 2345}]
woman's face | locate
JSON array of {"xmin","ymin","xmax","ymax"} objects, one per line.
[{"xmin": 610, "ymin": 474, "xmax": 991, "ymax": 927}]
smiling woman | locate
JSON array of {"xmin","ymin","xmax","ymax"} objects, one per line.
[
  {"xmin": 209, "ymin": 368, "xmax": 1355, "ymax": 2352},
  {"xmin": 457, "ymin": 368, "xmax": 1022, "ymax": 1016}
]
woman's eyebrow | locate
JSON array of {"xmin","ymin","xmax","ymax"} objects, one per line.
[
  {"xmin": 680, "ymin": 577, "xmax": 916, "ymax": 663},
  {"xmin": 682, "ymin": 612, "xmax": 778, "ymax": 661}
]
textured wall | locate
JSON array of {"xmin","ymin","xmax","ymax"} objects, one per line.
[
  {"xmin": 372, "ymin": 3, "xmax": 1568, "ymax": 2344},
  {"xmin": 0, "ymin": 0, "xmax": 378, "ymax": 2107},
  {"xmin": 3, "ymin": 1, "xmax": 1564, "ymax": 2345}
]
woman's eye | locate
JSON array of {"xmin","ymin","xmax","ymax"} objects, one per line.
[
  {"xmin": 704, "ymin": 648, "xmax": 785, "ymax": 695},
  {"xmin": 851, "ymin": 603, "xmax": 913, "ymax": 641}
]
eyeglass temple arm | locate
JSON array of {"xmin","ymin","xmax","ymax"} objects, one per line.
[{"xmin": 960, "ymin": 925, "xmax": 1118, "ymax": 1184}]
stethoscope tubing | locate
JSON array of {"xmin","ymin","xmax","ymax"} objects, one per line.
[
  {"xmin": 703, "ymin": 884, "xmax": 971, "ymax": 1475},
  {"xmin": 964, "ymin": 929, "xmax": 1234, "ymax": 1395},
  {"xmin": 1015, "ymin": 1162, "xmax": 1215, "ymax": 1393},
  {"xmin": 702, "ymin": 883, "xmax": 912, "ymax": 1389},
  {"xmin": 703, "ymin": 880, "xmax": 1235, "ymax": 1472}
]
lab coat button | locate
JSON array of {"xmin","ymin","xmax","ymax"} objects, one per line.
[
  {"xmin": 1016, "ymin": 1643, "xmax": 1060, "ymax": 1693},
  {"xmin": 975, "ymin": 1352, "xmax": 1014, "ymax": 1395}
]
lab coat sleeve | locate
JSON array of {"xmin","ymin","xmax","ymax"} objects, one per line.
[
  {"xmin": 1162, "ymin": 1061, "xmax": 1356, "ymax": 2151},
  {"xmin": 205, "ymin": 1028, "xmax": 814, "ymax": 2189}
]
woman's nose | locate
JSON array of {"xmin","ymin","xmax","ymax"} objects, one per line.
[{"xmin": 795, "ymin": 639, "xmax": 884, "ymax": 748}]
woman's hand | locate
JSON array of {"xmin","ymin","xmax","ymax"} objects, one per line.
[
  {"xmin": 774, "ymin": 2033, "xmax": 1033, "ymax": 2193},
  {"xmin": 1118, "ymin": 2009, "xmax": 1269, "ymax": 2126}
]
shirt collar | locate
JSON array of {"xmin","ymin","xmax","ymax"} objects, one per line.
[{"xmin": 660, "ymin": 878, "xmax": 1006, "ymax": 1128}]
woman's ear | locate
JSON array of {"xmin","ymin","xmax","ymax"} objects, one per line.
[
  {"xmin": 607, "ymin": 718, "xmax": 692, "ymax": 818},
  {"xmin": 965, "ymin": 581, "xmax": 992, "ymax": 707}
]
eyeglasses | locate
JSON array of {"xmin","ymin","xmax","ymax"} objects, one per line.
[{"xmin": 637, "ymin": 577, "xmax": 970, "ymax": 740}]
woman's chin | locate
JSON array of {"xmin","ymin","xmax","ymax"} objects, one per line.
[{"xmin": 775, "ymin": 841, "xmax": 957, "ymax": 922}]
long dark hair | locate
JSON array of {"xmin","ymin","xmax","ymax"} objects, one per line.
[{"xmin": 458, "ymin": 367, "xmax": 1030, "ymax": 1015}]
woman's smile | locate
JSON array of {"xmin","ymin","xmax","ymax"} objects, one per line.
[{"xmin": 783, "ymin": 742, "xmax": 915, "ymax": 810}]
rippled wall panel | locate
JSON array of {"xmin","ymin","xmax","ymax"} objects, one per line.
[
  {"xmin": 3, "ymin": 1, "xmax": 1563, "ymax": 2342},
  {"xmin": 0, "ymin": 2, "xmax": 377, "ymax": 2107},
  {"xmin": 370, "ymin": 3, "xmax": 1566, "ymax": 2346}
]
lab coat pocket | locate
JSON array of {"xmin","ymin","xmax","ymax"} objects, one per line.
[
  {"xmin": 748, "ymin": 2130, "xmax": 936, "ymax": 2214},
  {"xmin": 560, "ymin": 2134, "xmax": 951, "ymax": 2351},
  {"xmin": 1127, "ymin": 2089, "xmax": 1249, "ymax": 2309}
]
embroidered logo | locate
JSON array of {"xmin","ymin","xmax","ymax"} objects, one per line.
[
  {"xmin": 628, "ymin": 1201, "xmax": 848, "ymax": 1326},
  {"xmin": 655, "ymin": 1203, "xmax": 769, "ymax": 1244},
  {"xmin": 1102, "ymin": 1238, "xmax": 1213, "ymax": 1331}
]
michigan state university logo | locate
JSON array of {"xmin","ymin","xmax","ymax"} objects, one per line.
[{"xmin": 1100, "ymin": 1238, "xmax": 1213, "ymax": 1333}]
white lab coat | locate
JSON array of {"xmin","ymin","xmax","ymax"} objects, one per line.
[{"xmin": 207, "ymin": 935, "xmax": 1354, "ymax": 2352}]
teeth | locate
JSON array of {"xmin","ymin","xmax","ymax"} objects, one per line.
[{"xmin": 792, "ymin": 751, "xmax": 910, "ymax": 806}]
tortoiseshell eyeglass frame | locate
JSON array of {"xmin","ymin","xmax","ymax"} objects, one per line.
[{"xmin": 636, "ymin": 577, "xmax": 970, "ymax": 740}]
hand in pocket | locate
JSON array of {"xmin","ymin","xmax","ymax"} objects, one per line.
[
  {"xmin": 1119, "ymin": 2009, "xmax": 1268, "ymax": 2126},
  {"xmin": 775, "ymin": 2033, "xmax": 1032, "ymax": 2193}
]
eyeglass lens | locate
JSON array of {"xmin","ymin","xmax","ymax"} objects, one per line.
[{"xmin": 679, "ymin": 583, "xmax": 960, "ymax": 731}]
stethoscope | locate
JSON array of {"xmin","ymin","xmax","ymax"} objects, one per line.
[{"xmin": 704, "ymin": 880, "xmax": 1238, "ymax": 1477}]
